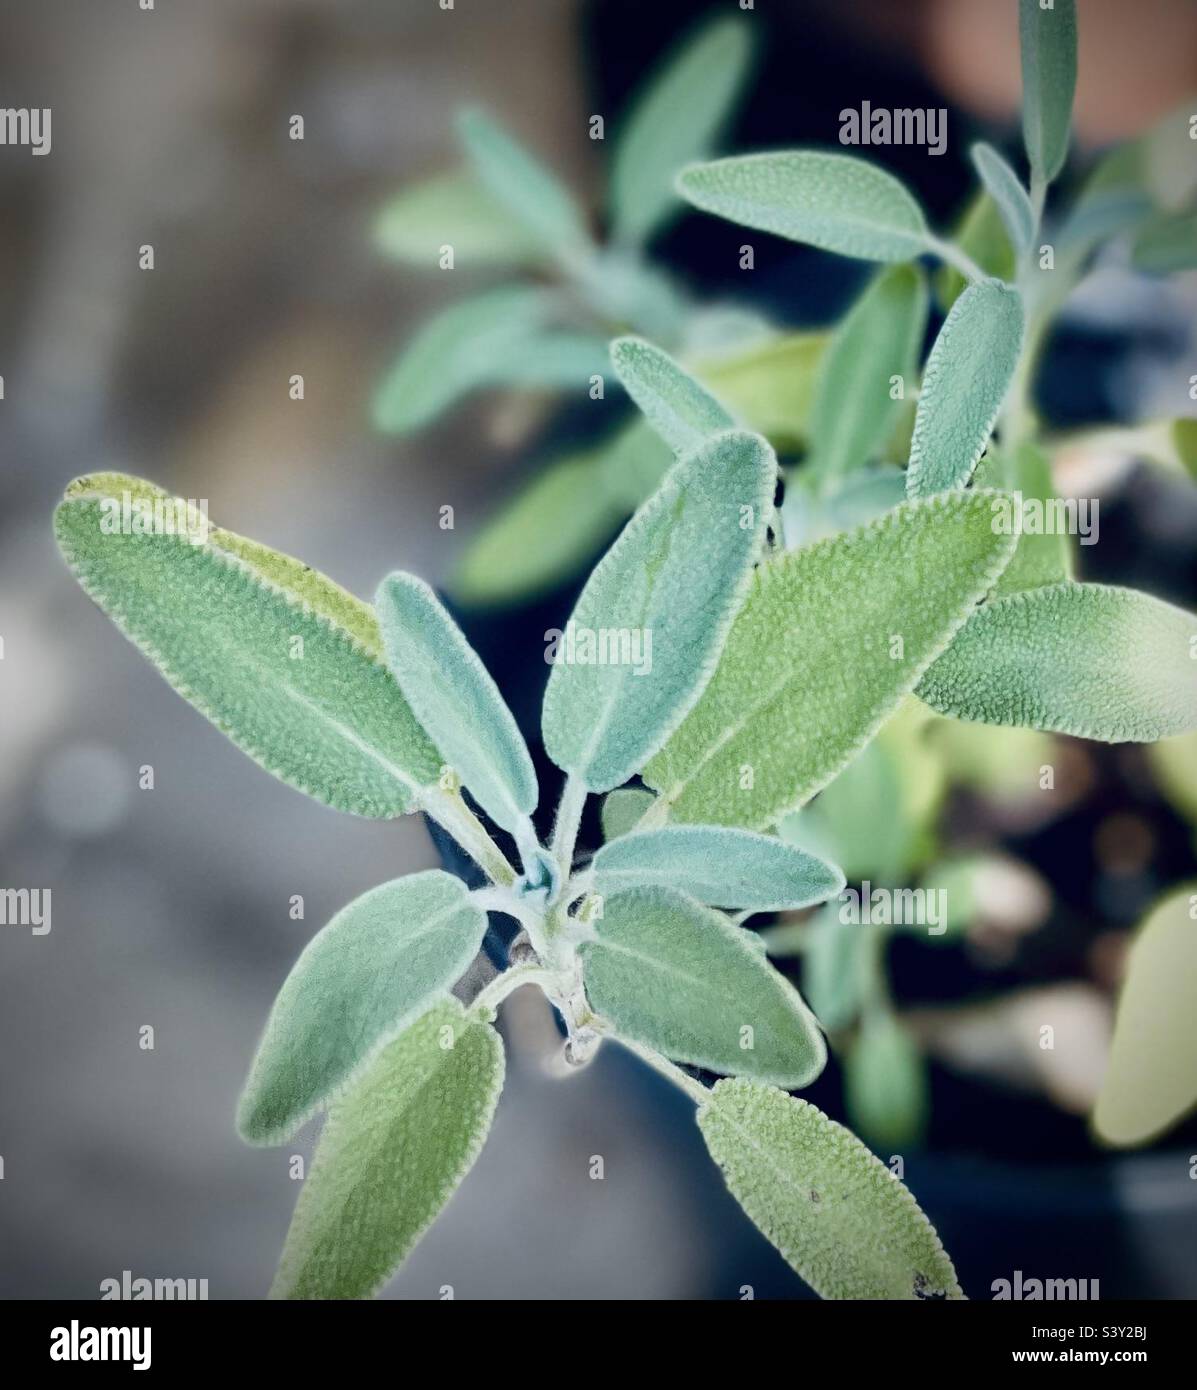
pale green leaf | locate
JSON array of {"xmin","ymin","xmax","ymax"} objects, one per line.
[
  {"xmin": 643, "ymin": 491, "xmax": 1017, "ymax": 829},
  {"xmin": 807, "ymin": 264, "xmax": 928, "ymax": 484},
  {"xmin": 906, "ymin": 279, "xmax": 1023, "ymax": 499},
  {"xmin": 1132, "ymin": 211, "xmax": 1197, "ymax": 274},
  {"xmin": 698, "ymin": 1078, "xmax": 962, "ymax": 1299},
  {"xmin": 271, "ymin": 999, "xmax": 503, "ymax": 1299},
  {"xmin": 458, "ymin": 109, "xmax": 590, "ymax": 260},
  {"xmin": 935, "ymin": 190, "xmax": 1016, "ymax": 311},
  {"xmin": 597, "ymin": 418, "xmax": 677, "ymax": 510},
  {"xmin": 610, "ymin": 17, "xmax": 754, "ymax": 246},
  {"xmin": 582, "ymin": 887, "xmax": 826, "ymax": 1087},
  {"xmin": 373, "ymin": 169, "xmax": 544, "ymax": 269},
  {"xmin": 592, "ymin": 826, "xmax": 843, "ymax": 910},
  {"xmin": 372, "ymin": 286, "xmax": 551, "ymax": 434},
  {"xmin": 450, "ymin": 451, "xmax": 624, "ymax": 608},
  {"xmin": 781, "ymin": 467, "xmax": 909, "ymax": 550},
  {"xmin": 1095, "ymin": 886, "xmax": 1197, "ymax": 1146},
  {"xmin": 695, "ymin": 331, "xmax": 828, "ymax": 453},
  {"xmin": 973, "ymin": 443, "xmax": 1072, "ymax": 597},
  {"xmin": 55, "ymin": 482, "xmax": 442, "ymax": 817},
  {"xmin": 1147, "ymin": 731, "xmax": 1197, "ymax": 824},
  {"xmin": 1019, "ymin": 0, "xmax": 1077, "ymax": 183},
  {"xmin": 600, "ymin": 787, "xmax": 656, "ymax": 842},
  {"xmin": 844, "ymin": 1011, "xmax": 929, "ymax": 1151},
  {"xmin": 611, "ymin": 336, "xmax": 735, "ymax": 454},
  {"xmin": 239, "ymin": 872, "xmax": 487, "ymax": 1144},
  {"xmin": 678, "ymin": 152, "xmax": 930, "ymax": 263},
  {"xmin": 797, "ymin": 905, "xmax": 866, "ymax": 1028},
  {"xmin": 918, "ymin": 582, "xmax": 1197, "ymax": 741},
  {"xmin": 542, "ymin": 429, "xmax": 776, "ymax": 793},
  {"xmin": 970, "ymin": 142, "xmax": 1035, "ymax": 253},
  {"xmin": 376, "ymin": 573, "xmax": 537, "ymax": 834}
]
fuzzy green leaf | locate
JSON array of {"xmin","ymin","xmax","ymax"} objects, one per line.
[
  {"xmin": 698, "ymin": 1079, "xmax": 962, "ymax": 1299},
  {"xmin": 373, "ymin": 169, "xmax": 544, "ymax": 269},
  {"xmin": 797, "ymin": 906, "xmax": 867, "ymax": 1029},
  {"xmin": 238, "ymin": 872, "xmax": 487, "ymax": 1144},
  {"xmin": 695, "ymin": 332, "xmax": 829, "ymax": 453},
  {"xmin": 918, "ymin": 582, "xmax": 1197, "ymax": 741},
  {"xmin": 611, "ymin": 336, "xmax": 735, "ymax": 454},
  {"xmin": 970, "ymin": 143, "xmax": 1035, "ymax": 253},
  {"xmin": 844, "ymin": 1011, "xmax": 929, "ymax": 1151},
  {"xmin": 592, "ymin": 826, "xmax": 843, "ymax": 911},
  {"xmin": 906, "ymin": 279, "xmax": 1023, "ymax": 499},
  {"xmin": 372, "ymin": 286, "xmax": 551, "ymax": 435},
  {"xmin": 1019, "ymin": 0, "xmax": 1077, "ymax": 183},
  {"xmin": 582, "ymin": 887, "xmax": 826, "ymax": 1087},
  {"xmin": 55, "ymin": 483, "xmax": 442, "ymax": 817},
  {"xmin": 451, "ymin": 452, "xmax": 624, "ymax": 609},
  {"xmin": 271, "ymin": 999, "xmax": 503, "ymax": 1299},
  {"xmin": 974, "ymin": 443, "xmax": 1072, "ymax": 597},
  {"xmin": 1094, "ymin": 886, "xmax": 1197, "ymax": 1146},
  {"xmin": 643, "ymin": 491, "xmax": 1017, "ymax": 829},
  {"xmin": 678, "ymin": 152, "xmax": 930, "ymax": 263},
  {"xmin": 376, "ymin": 573, "xmax": 536, "ymax": 834},
  {"xmin": 600, "ymin": 787, "xmax": 656, "ymax": 842},
  {"xmin": 806, "ymin": 264, "xmax": 928, "ymax": 484},
  {"xmin": 609, "ymin": 17, "xmax": 754, "ymax": 246},
  {"xmin": 542, "ymin": 429, "xmax": 775, "ymax": 793},
  {"xmin": 1132, "ymin": 211, "xmax": 1197, "ymax": 274},
  {"xmin": 458, "ymin": 109, "xmax": 590, "ymax": 259}
]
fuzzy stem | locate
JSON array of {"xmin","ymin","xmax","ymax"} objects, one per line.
[
  {"xmin": 421, "ymin": 786, "xmax": 517, "ymax": 887},
  {"xmin": 471, "ymin": 964, "xmax": 557, "ymax": 1017},
  {"xmin": 924, "ymin": 234, "xmax": 987, "ymax": 285},
  {"xmin": 550, "ymin": 774, "xmax": 587, "ymax": 876}
]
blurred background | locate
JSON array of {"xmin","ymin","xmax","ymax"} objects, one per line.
[{"xmin": 1, "ymin": 0, "xmax": 1196, "ymax": 1299}]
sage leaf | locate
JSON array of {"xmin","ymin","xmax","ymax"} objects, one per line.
[
  {"xmin": 1094, "ymin": 886, "xmax": 1197, "ymax": 1146},
  {"xmin": 271, "ymin": 999, "xmax": 504, "ymax": 1299},
  {"xmin": 806, "ymin": 264, "xmax": 928, "ymax": 484},
  {"xmin": 542, "ymin": 429, "xmax": 776, "ymax": 793},
  {"xmin": 844, "ymin": 1011, "xmax": 929, "ymax": 1151},
  {"xmin": 1019, "ymin": 0, "xmax": 1077, "ymax": 184},
  {"xmin": 695, "ymin": 331, "xmax": 828, "ymax": 453},
  {"xmin": 800, "ymin": 905, "xmax": 867, "ymax": 1030},
  {"xmin": 611, "ymin": 336, "xmax": 735, "ymax": 454},
  {"xmin": 458, "ymin": 109, "xmax": 591, "ymax": 260},
  {"xmin": 678, "ymin": 152, "xmax": 930, "ymax": 263},
  {"xmin": 581, "ymin": 887, "xmax": 826, "ymax": 1088},
  {"xmin": 373, "ymin": 169, "xmax": 543, "ymax": 269},
  {"xmin": 55, "ymin": 483, "xmax": 442, "ymax": 817},
  {"xmin": 643, "ymin": 491, "xmax": 1017, "ymax": 829},
  {"xmin": 973, "ymin": 443, "xmax": 1071, "ymax": 597},
  {"xmin": 592, "ymin": 826, "xmax": 843, "ymax": 910},
  {"xmin": 905, "ymin": 279, "xmax": 1024, "ymax": 499},
  {"xmin": 970, "ymin": 142, "xmax": 1035, "ymax": 253},
  {"xmin": 373, "ymin": 286, "xmax": 552, "ymax": 434},
  {"xmin": 376, "ymin": 573, "xmax": 536, "ymax": 834},
  {"xmin": 1132, "ymin": 211, "xmax": 1197, "ymax": 275},
  {"xmin": 698, "ymin": 1079, "xmax": 962, "ymax": 1299},
  {"xmin": 918, "ymin": 582, "xmax": 1197, "ymax": 741},
  {"xmin": 239, "ymin": 872, "xmax": 487, "ymax": 1144},
  {"xmin": 600, "ymin": 787, "xmax": 656, "ymax": 842},
  {"xmin": 610, "ymin": 16, "xmax": 754, "ymax": 246},
  {"xmin": 451, "ymin": 451, "xmax": 624, "ymax": 608}
]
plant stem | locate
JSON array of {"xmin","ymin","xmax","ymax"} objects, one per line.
[
  {"xmin": 471, "ymin": 964, "xmax": 557, "ymax": 1017},
  {"xmin": 422, "ymin": 786, "xmax": 517, "ymax": 887},
  {"xmin": 550, "ymin": 773, "xmax": 587, "ymax": 877},
  {"xmin": 614, "ymin": 1034, "xmax": 711, "ymax": 1106},
  {"xmin": 924, "ymin": 234, "xmax": 986, "ymax": 285}
]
